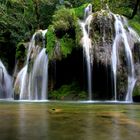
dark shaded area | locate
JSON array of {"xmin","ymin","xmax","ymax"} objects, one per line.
[
  {"xmin": 55, "ymin": 28, "xmax": 76, "ymax": 39},
  {"xmin": 48, "ymin": 47, "xmax": 85, "ymax": 91},
  {"xmin": 133, "ymin": 42, "xmax": 140, "ymax": 62},
  {"xmin": 48, "ymin": 47, "xmax": 114, "ymax": 100},
  {"xmin": 0, "ymin": 34, "xmax": 16, "ymax": 74},
  {"xmin": 92, "ymin": 61, "xmax": 113, "ymax": 100},
  {"xmin": 129, "ymin": 0, "xmax": 140, "ymax": 19},
  {"xmin": 133, "ymin": 95, "xmax": 140, "ymax": 102}
]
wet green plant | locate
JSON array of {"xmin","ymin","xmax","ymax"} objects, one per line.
[
  {"xmin": 129, "ymin": 15, "xmax": 140, "ymax": 35},
  {"xmin": 52, "ymin": 8, "xmax": 77, "ymax": 33},
  {"xmin": 49, "ymin": 82, "xmax": 87, "ymax": 100},
  {"xmin": 133, "ymin": 85, "xmax": 140, "ymax": 96},
  {"xmin": 46, "ymin": 25, "xmax": 56, "ymax": 59},
  {"xmin": 72, "ymin": 4, "xmax": 87, "ymax": 19},
  {"xmin": 16, "ymin": 41, "xmax": 26, "ymax": 60},
  {"xmin": 60, "ymin": 34, "xmax": 75, "ymax": 57}
]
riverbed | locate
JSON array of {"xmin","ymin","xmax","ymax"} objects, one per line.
[{"xmin": 0, "ymin": 101, "xmax": 140, "ymax": 140}]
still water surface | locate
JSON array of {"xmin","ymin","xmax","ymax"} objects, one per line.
[{"xmin": 0, "ymin": 101, "xmax": 140, "ymax": 140}]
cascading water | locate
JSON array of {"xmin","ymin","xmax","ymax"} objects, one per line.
[
  {"xmin": 14, "ymin": 29, "xmax": 48, "ymax": 100},
  {"xmin": 80, "ymin": 4, "xmax": 93, "ymax": 100},
  {"xmin": 30, "ymin": 48, "xmax": 48, "ymax": 100},
  {"xmin": 12, "ymin": 3, "xmax": 140, "ymax": 102},
  {"xmin": 81, "ymin": 4, "xmax": 139, "ymax": 102},
  {"xmin": 111, "ymin": 14, "xmax": 121, "ymax": 101},
  {"xmin": 111, "ymin": 14, "xmax": 137, "ymax": 102},
  {"xmin": 0, "ymin": 60, "xmax": 13, "ymax": 99}
]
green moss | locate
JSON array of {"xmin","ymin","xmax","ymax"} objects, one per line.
[
  {"xmin": 46, "ymin": 25, "xmax": 56, "ymax": 59},
  {"xmin": 46, "ymin": 27, "xmax": 76, "ymax": 59},
  {"xmin": 108, "ymin": 0, "xmax": 132, "ymax": 16},
  {"xmin": 129, "ymin": 16, "xmax": 140, "ymax": 35},
  {"xmin": 92, "ymin": 0, "xmax": 101, "ymax": 11},
  {"xmin": 111, "ymin": 7, "xmax": 132, "ymax": 16},
  {"xmin": 75, "ymin": 21, "xmax": 83, "ymax": 46},
  {"xmin": 60, "ymin": 34, "xmax": 75, "ymax": 57},
  {"xmin": 72, "ymin": 4, "xmax": 87, "ymax": 19},
  {"xmin": 52, "ymin": 8, "xmax": 77, "ymax": 32},
  {"xmin": 16, "ymin": 41, "xmax": 26, "ymax": 60},
  {"xmin": 133, "ymin": 85, "xmax": 140, "ymax": 96}
]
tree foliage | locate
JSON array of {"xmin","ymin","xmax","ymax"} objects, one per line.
[{"xmin": 0, "ymin": 0, "xmax": 58, "ymax": 70}]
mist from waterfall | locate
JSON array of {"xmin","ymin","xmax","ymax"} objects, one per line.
[
  {"xmin": 14, "ymin": 30, "xmax": 48, "ymax": 100},
  {"xmin": 0, "ymin": 60, "xmax": 13, "ymax": 99}
]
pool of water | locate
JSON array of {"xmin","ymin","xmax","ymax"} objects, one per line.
[{"xmin": 0, "ymin": 101, "xmax": 140, "ymax": 140}]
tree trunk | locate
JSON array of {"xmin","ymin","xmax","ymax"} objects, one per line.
[
  {"xmin": 130, "ymin": 0, "xmax": 140, "ymax": 19},
  {"xmin": 33, "ymin": 0, "xmax": 40, "ymax": 29}
]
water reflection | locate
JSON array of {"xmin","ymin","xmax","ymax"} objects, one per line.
[
  {"xmin": 18, "ymin": 103, "xmax": 49, "ymax": 140},
  {"xmin": 0, "ymin": 103, "xmax": 140, "ymax": 140}
]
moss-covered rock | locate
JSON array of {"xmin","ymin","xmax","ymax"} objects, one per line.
[
  {"xmin": 133, "ymin": 83, "xmax": 140, "ymax": 102},
  {"xmin": 87, "ymin": 10, "xmax": 114, "ymax": 65},
  {"xmin": 46, "ymin": 7, "xmax": 79, "ymax": 60},
  {"xmin": 52, "ymin": 8, "xmax": 77, "ymax": 37},
  {"xmin": 16, "ymin": 41, "xmax": 26, "ymax": 60},
  {"xmin": 46, "ymin": 25, "xmax": 56, "ymax": 59}
]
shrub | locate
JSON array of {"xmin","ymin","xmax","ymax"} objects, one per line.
[
  {"xmin": 52, "ymin": 8, "xmax": 76, "ymax": 33},
  {"xmin": 49, "ymin": 82, "xmax": 87, "ymax": 100},
  {"xmin": 72, "ymin": 4, "xmax": 87, "ymax": 19},
  {"xmin": 16, "ymin": 41, "xmax": 26, "ymax": 60},
  {"xmin": 129, "ymin": 15, "xmax": 140, "ymax": 35},
  {"xmin": 60, "ymin": 34, "xmax": 75, "ymax": 57},
  {"xmin": 46, "ymin": 25, "xmax": 56, "ymax": 58}
]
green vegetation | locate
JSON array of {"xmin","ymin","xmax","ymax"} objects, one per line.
[
  {"xmin": 1, "ymin": 0, "xmax": 140, "ymax": 66},
  {"xmin": 49, "ymin": 83, "xmax": 87, "ymax": 100},
  {"xmin": 52, "ymin": 7, "xmax": 77, "ymax": 36},
  {"xmin": 92, "ymin": 0, "xmax": 101, "ymax": 11},
  {"xmin": 16, "ymin": 41, "xmax": 26, "ymax": 60},
  {"xmin": 60, "ymin": 35, "xmax": 75, "ymax": 57},
  {"xmin": 46, "ymin": 7, "xmax": 77, "ymax": 59},
  {"xmin": 46, "ymin": 25, "xmax": 56, "ymax": 58},
  {"xmin": 72, "ymin": 4, "xmax": 87, "ymax": 19},
  {"xmin": 66, "ymin": 0, "xmax": 92, "ymax": 7},
  {"xmin": 133, "ymin": 85, "xmax": 140, "ymax": 96},
  {"xmin": 129, "ymin": 15, "xmax": 140, "ymax": 35},
  {"xmin": 109, "ymin": 1, "xmax": 132, "ymax": 16}
]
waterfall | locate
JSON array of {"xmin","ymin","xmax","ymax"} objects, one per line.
[
  {"xmin": 80, "ymin": 4, "xmax": 93, "ymax": 100},
  {"xmin": 14, "ymin": 29, "xmax": 48, "ymax": 100},
  {"xmin": 111, "ymin": 14, "xmax": 121, "ymax": 101},
  {"xmin": 111, "ymin": 14, "xmax": 137, "ymax": 102},
  {"xmin": 59, "ymin": 0, "xmax": 64, "ymax": 4},
  {"xmin": 0, "ymin": 60, "xmax": 13, "ymax": 99},
  {"xmin": 12, "ymin": 4, "xmax": 140, "ymax": 102},
  {"xmin": 29, "ymin": 48, "xmax": 48, "ymax": 100},
  {"xmin": 84, "ymin": 4, "xmax": 92, "ymax": 20}
]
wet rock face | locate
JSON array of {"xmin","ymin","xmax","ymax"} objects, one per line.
[
  {"xmin": 132, "ymin": 43, "xmax": 140, "ymax": 98},
  {"xmin": 87, "ymin": 10, "xmax": 114, "ymax": 65},
  {"xmin": 83, "ymin": 9, "xmax": 140, "ymax": 100}
]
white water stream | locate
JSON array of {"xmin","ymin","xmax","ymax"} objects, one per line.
[{"xmin": 14, "ymin": 30, "xmax": 48, "ymax": 100}]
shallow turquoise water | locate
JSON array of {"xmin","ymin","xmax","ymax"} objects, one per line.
[{"xmin": 0, "ymin": 101, "xmax": 140, "ymax": 140}]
